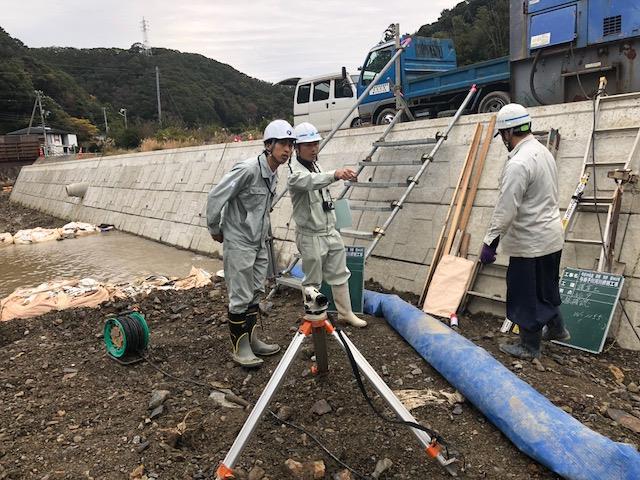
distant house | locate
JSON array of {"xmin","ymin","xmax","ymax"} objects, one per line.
[{"xmin": 7, "ymin": 126, "xmax": 78, "ymax": 156}]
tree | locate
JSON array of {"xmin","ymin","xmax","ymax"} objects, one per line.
[
  {"xmin": 416, "ymin": 0, "xmax": 509, "ymax": 66},
  {"xmin": 66, "ymin": 117, "xmax": 99, "ymax": 142}
]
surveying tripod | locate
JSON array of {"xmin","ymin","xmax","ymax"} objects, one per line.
[{"xmin": 215, "ymin": 289, "xmax": 458, "ymax": 479}]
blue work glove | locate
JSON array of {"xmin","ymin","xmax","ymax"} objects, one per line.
[{"xmin": 480, "ymin": 243, "xmax": 497, "ymax": 265}]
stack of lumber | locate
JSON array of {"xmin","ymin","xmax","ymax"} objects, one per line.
[{"xmin": 420, "ymin": 116, "xmax": 496, "ymax": 317}]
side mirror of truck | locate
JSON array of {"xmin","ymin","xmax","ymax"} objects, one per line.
[{"xmin": 341, "ymin": 66, "xmax": 347, "ymax": 80}]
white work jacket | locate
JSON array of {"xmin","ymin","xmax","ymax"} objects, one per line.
[{"xmin": 484, "ymin": 135, "xmax": 564, "ymax": 258}]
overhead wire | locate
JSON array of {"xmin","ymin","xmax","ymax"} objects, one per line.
[
  {"xmin": 570, "ymin": 43, "xmax": 592, "ymax": 101},
  {"xmin": 165, "ymin": 89, "xmax": 185, "ymax": 123}
]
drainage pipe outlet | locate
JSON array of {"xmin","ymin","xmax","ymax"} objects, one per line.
[{"xmin": 66, "ymin": 182, "xmax": 89, "ymax": 198}]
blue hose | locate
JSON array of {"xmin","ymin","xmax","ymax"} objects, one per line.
[{"xmin": 363, "ymin": 289, "xmax": 640, "ymax": 480}]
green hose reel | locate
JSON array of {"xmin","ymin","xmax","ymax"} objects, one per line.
[{"xmin": 103, "ymin": 311, "xmax": 149, "ymax": 363}]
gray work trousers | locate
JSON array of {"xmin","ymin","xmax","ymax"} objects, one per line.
[
  {"xmin": 296, "ymin": 230, "xmax": 350, "ymax": 288},
  {"xmin": 223, "ymin": 245, "xmax": 269, "ymax": 314}
]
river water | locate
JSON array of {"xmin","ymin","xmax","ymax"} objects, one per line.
[{"xmin": 0, "ymin": 230, "xmax": 222, "ymax": 299}]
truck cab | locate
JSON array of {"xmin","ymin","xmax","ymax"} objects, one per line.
[
  {"xmin": 357, "ymin": 37, "xmax": 457, "ymax": 124},
  {"xmin": 355, "ymin": 35, "xmax": 511, "ymax": 124},
  {"xmin": 293, "ymin": 73, "xmax": 359, "ymax": 132}
]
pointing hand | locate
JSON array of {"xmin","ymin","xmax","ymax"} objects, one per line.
[{"xmin": 335, "ymin": 168, "xmax": 358, "ymax": 181}]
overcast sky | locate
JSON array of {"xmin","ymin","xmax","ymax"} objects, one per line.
[{"xmin": 2, "ymin": 0, "xmax": 459, "ymax": 83}]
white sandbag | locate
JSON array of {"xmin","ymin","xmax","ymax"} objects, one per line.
[
  {"xmin": 0, "ymin": 232, "xmax": 13, "ymax": 246},
  {"xmin": 13, "ymin": 228, "xmax": 62, "ymax": 244}
]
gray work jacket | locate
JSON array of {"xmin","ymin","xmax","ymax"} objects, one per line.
[
  {"xmin": 287, "ymin": 157, "xmax": 338, "ymax": 235},
  {"xmin": 484, "ymin": 135, "xmax": 564, "ymax": 258},
  {"xmin": 206, "ymin": 153, "xmax": 276, "ymax": 249}
]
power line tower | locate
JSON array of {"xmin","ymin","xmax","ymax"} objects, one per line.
[
  {"xmin": 140, "ymin": 16, "xmax": 161, "ymax": 125},
  {"xmin": 141, "ymin": 17, "xmax": 152, "ymax": 56}
]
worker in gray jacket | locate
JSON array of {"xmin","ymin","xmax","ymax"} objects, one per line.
[
  {"xmin": 288, "ymin": 122, "xmax": 366, "ymax": 327},
  {"xmin": 206, "ymin": 119, "xmax": 296, "ymax": 367},
  {"xmin": 480, "ymin": 104, "xmax": 569, "ymax": 360}
]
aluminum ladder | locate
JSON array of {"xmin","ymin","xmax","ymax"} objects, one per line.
[
  {"xmin": 562, "ymin": 88, "xmax": 640, "ymax": 273},
  {"xmin": 270, "ymin": 86, "xmax": 477, "ymax": 295},
  {"xmin": 339, "ymin": 86, "xmax": 477, "ymax": 259}
]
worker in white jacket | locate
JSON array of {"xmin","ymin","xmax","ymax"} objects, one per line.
[
  {"xmin": 206, "ymin": 119, "xmax": 295, "ymax": 367},
  {"xmin": 480, "ymin": 104, "xmax": 569, "ymax": 360},
  {"xmin": 288, "ymin": 122, "xmax": 367, "ymax": 327}
]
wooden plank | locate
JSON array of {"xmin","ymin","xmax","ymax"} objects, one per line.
[
  {"xmin": 443, "ymin": 124, "xmax": 483, "ymax": 255},
  {"xmin": 459, "ymin": 232, "xmax": 470, "ymax": 258},
  {"xmin": 601, "ymin": 186, "xmax": 623, "ymax": 272},
  {"xmin": 458, "ymin": 115, "xmax": 496, "ymax": 234},
  {"xmin": 449, "ymin": 228, "xmax": 464, "ymax": 257},
  {"xmin": 460, "ymin": 127, "xmax": 563, "ymax": 312},
  {"xmin": 460, "ymin": 258, "xmax": 482, "ymax": 312},
  {"xmin": 419, "ymin": 123, "xmax": 483, "ymax": 306}
]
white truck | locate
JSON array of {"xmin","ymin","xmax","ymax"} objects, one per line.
[{"xmin": 293, "ymin": 72, "xmax": 361, "ymax": 132}]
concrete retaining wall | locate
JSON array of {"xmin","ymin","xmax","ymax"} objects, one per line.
[{"xmin": 10, "ymin": 96, "xmax": 640, "ymax": 350}]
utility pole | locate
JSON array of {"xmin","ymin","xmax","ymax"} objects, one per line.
[
  {"xmin": 155, "ymin": 65, "xmax": 162, "ymax": 126},
  {"xmin": 102, "ymin": 107, "xmax": 109, "ymax": 134},
  {"xmin": 118, "ymin": 108, "xmax": 128, "ymax": 129},
  {"xmin": 36, "ymin": 90, "xmax": 48, "ymax": 157},
  {"xmin": 27, "ymin": 93, "xmax": 38, "ymax": 134}
]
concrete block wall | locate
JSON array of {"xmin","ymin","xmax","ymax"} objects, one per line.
[{"xmin": 10, "ymin": 96, "xmax": 640, "ymax": 349}]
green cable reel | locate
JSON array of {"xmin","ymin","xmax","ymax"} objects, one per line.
[{"xmin": 103, "ymin": 311, "xmax": 150, "ymax": 361}]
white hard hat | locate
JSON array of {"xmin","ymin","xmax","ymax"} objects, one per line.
[
  {"xmin": 263, "ymin": 119, "xmax": 296, "ymax": 142},
  {"xmin": 294, "ymin": 122, "xmax": 322, "ymax": 144},
  {"xmin": 495, "ymin": 103, "xmax": 531, "ymax": 136}
]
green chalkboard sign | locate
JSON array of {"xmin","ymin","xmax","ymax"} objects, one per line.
[
  {"xmin": 557, "ymin": 268, "xmax": 624, "ymax": 354},
  {"xmin": 320, "ymin": 246, "xmax": 365, "ymax": 314}
]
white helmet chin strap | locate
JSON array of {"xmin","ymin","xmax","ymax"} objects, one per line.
[{"xmin": 264, "ymin": 139, "xmax": 275, "ymax": 156}]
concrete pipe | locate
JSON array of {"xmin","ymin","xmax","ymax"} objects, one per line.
[{"xmin": 66, "ymin": 182, "xmax": 89, "ymax": 198}]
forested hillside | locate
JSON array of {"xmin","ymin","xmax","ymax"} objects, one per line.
[
  {"xmin": 0, "ymin": 27, "xmax": 102, "ymax": 139},
  {"xmin": 29, "ymin": 44, "xmax": 292, "ymax": 129},
  {"xmin": 1, "ymin": 0, "xmax": 510, "ymax": 147},
  {"xmin": 417, "ymin": 0, "xmax": 509, "ymax": 66},
  {"xmin": 0, "ymin": 27, "xmax": 292, "ymax": 141}
]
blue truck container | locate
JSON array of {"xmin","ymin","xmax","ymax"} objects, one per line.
[
  {"xmin": 350, "ymin": 0, "xmax": 640, "ymax": 125},
  {"xmin": 510, "ymin": 0, "xmax": 640, "ymax": 105},
  {"xmin": 356, "ymin": 36, "xmax": 511, "ymax": 125}
]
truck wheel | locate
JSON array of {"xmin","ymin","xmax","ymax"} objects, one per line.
[
  {"xmin": 479, "ymin": 91, "xmax": 511, "ymax": 113},
  {"xmin": 350, "ymin": 117, "xmax": 362, "ymax": 128},
  {"xmin": 375, "ymin": 108, "xmax": 400, "ymax": 125}
]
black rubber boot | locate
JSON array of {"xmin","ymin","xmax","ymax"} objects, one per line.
[
  {"xmin": 542, "ymin": 314, "xmax": 571, "ymax": 342},
  {"xmin": 228, "ymin": 311, "xmax": 262, "ymax": 368},
  {"xmin": 499, "ymin": 326, "xmax": 541, "ymax": 360},
  {"xmin": 246, "ymin": 304, "xmax": 280, "ymax": 356}
]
